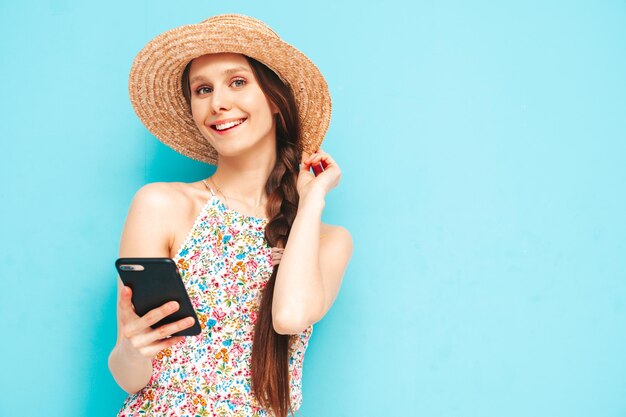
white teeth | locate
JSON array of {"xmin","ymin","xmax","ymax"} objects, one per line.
[{"xmin": 214, "ymin": 119, "xmax": 245, "ymax": 131}]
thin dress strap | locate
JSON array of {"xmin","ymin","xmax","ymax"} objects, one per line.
[{"xmin": 201, "ymin": 179, "xmax": 216, "ymax": 196}]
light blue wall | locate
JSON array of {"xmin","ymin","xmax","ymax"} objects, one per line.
[{"xmin": 1, "ymin": 1, "xmax": 625, "ymax": 416}]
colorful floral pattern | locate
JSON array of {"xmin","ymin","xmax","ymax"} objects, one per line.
[{"xmin": 118, "ymin": 194, "xmax": 313, "ymax": 417}]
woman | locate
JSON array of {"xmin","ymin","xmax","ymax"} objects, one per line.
[{"xmin": 108, "ymin": 14, "xmax": 353, "ymax": 417}]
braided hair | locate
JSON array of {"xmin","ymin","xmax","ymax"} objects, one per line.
[{"xmin": 182, "ymin": 55, "xmax": 302, "ymax": 417}]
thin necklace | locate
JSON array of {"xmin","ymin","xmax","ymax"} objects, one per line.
[{"xmin": 209, "ymin": 176, "xmax": 266, "ymax": 219}]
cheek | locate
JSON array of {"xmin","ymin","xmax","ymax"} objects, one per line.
[
  {"xmin": 247, "ymin": 96, "xmax": 275, "ymax": 126},
  {"xmin": 190, "ymin": 101, "xmax": 205, "ymax": 127}
]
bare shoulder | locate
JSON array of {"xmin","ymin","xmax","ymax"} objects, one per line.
[
  {"xmin": 129, "ymin": 182, "xmax": 192, "ymax": 223},
  {"xmin": 133, "ymin": 182, "xmax": 184, "ymax": 208},
  {"xmin": 320, "ymin": 223, "xmax": 353, "ymax": 249},
  {"xmin": 138, "ymin": 180, "xmax": 200, "ymax": 205},
  {"xmin": 134, "ymin": 181, "xmax": 204, "ymax": 228},
  {"xmin": 120, "ymin": 181, "xmax": 196, "ymax": 257},
  {"xmin": 320, "ymin": 222, "xmax": 350, "ymax": 235}
]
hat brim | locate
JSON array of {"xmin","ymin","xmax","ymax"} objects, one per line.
[{"xmin": 128, "ymin": 14, "xmax": 332, "ymax": 165}]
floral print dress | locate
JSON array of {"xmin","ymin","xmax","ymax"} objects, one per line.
[{"xmin": 118, "ymin": 183, "xmax": 313, "ymax": 417}]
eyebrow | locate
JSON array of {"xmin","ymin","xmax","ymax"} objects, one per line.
[{"xmin": 189, "ymin": 66, "xmax": 251, "ymax": 85}]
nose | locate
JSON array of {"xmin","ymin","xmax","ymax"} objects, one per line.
[{"xmin": 209, "ymin": 86, "xmax": 231, "ymax": 114}]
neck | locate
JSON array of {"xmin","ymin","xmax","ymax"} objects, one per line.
[{"xmin": 211, "ymin": 151, "xmax": 276, "ymax": 208}]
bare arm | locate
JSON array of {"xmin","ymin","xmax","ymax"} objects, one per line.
[
  {"xmin": 108, "ymin": 183, "xmax": 195, "ymax": 393},
  {"xmin": 272, "ymin": 190, "xmax": 324, "ymax": 334},
  {"xmin": 272, "ymin": 154, "xmax": 353, "ymax": 334}
]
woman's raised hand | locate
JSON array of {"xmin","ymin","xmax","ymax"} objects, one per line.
[
  {"xmin": 117, "ymin": 285, "xmax": 196, "ymax": 359},
  {"xmin": 297, "ymin": 149, "xmax": 342, "ymax": 200}
]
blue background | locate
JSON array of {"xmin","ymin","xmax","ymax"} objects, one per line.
[{"xmin": 1, "ymin": 1, "xmax": 625, "ymax": 416}]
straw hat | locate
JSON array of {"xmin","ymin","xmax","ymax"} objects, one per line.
[{"xmin": 128, "ymin": 14, "xmax": 332, "ymax": 165}]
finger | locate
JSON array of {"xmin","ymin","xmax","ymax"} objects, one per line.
[
  {"xmin": 139, "ymin": 335, "xmax": 185, "ymax": 358},
  {"xmin": 299, "ymin": 159, "xmax": 311, "ymax": 171},
  {"xmin": 142, "ymin": 316, "xmax": 196, "ymax": 346},
  {"xmin": 309, "ymin": 153, "xmax": 335, "ymax": 167},
  {"xmin": 303, "ymin": 154, "xmax": 318, "ymax": 167},
  {"xmin": 142, "ymin": 300, "xmax": 181, "ymax": 328},
  {"xmin": 125, "ymin": 301, "xmax": 180, "ymax": 338},
  {"xmin": 118, "ymin": 286, "xmax": 139, "ymax": 323},
  {"xmin": 303, "ymin": 151, "xmax": 334, "ymax": 173},
  {"xmin": 307, "ymin": 150, "xmax": 323, "ymax": 162},
  {"xmin": 300, "ymin": 157, "xmax": 316, "ymax": 171},
  {"xmin": 308, "ymin": 148, "xmax": 328, "ymax": 158},
  {"xmin": 311, "ymin": 162, "xmax": 325, "ymax": 176}
]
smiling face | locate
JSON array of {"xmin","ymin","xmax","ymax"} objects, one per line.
[{"xmin": 187, "ymin": 53, "xmax": 279, "ymax": 159}]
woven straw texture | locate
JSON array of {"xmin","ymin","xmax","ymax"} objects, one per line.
[{"xmin": 128, "ymin": 14, "xmax": 332, "ymax": 165}]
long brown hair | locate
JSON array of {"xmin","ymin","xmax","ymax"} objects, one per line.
[{"xmin": 182, "ymin": 55, "xmax": 302, "ymax": 417}]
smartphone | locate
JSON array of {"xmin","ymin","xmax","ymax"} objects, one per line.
[{"xmin": 115, "ymin": 257, "xmax": 202, "ymax": 336}]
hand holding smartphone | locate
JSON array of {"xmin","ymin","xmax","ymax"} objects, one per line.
[{"xmin": 115, "ymin": 258, "xmax": 201, "ymax": 337}]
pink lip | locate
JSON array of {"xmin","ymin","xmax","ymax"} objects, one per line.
[
  {"xmin": 211, "ymin": 119, "xmax": 247, "ymax": 136},
  {"xmin": 211, "ymin": 117, "xmax": 246, "ymax": 126}
]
